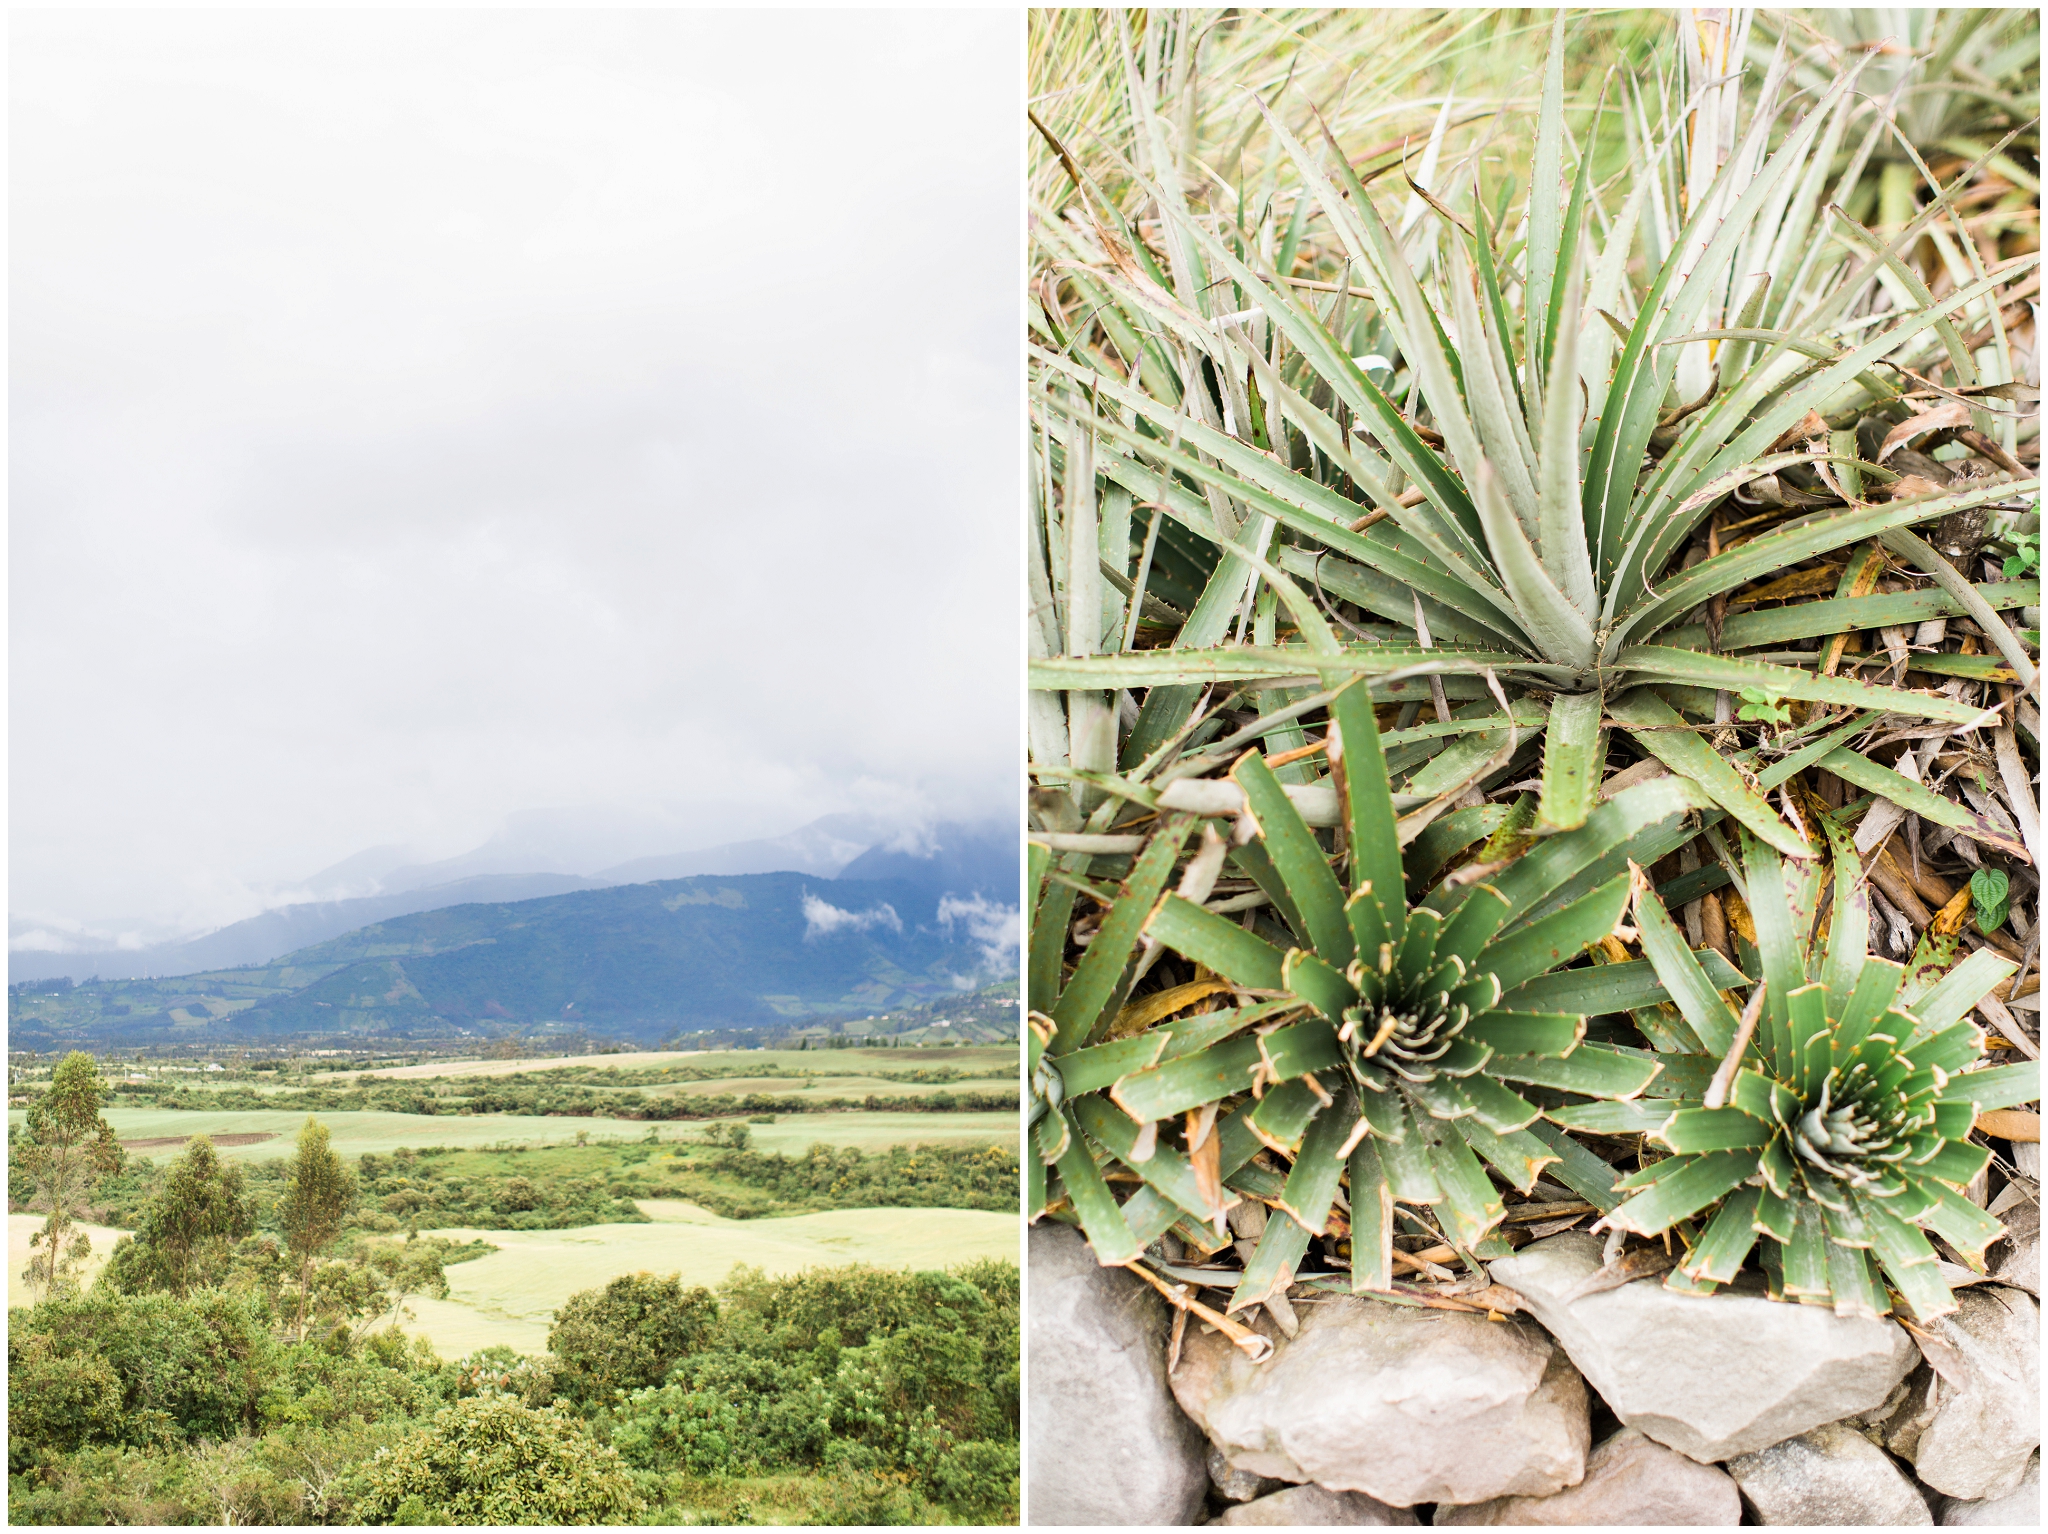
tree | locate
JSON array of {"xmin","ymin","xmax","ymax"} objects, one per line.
[
  {"xmin": 17, "ymin": 1051, "xmax": 122, "ymax": 1301},
  {"xmin": 547, "ymin": 1272, "xmax": 718, "ymax": 1406},
  {"xmin": 132, "ymin": 1135, "xmax": 254, "ymax": 1296},
  {"xmin": 353, "ymin": 1395, "xmax": 644, "ymax": 1525},
  {"xmin": 276, "ymin": 1117, "xmax": 357, "ymax": 1341}
]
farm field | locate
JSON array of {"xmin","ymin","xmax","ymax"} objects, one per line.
[
  {"xmin": 10, "ymin": 1107, "xmax": 1019, "ymax": 1161},
  {"xmin": 399, "ymin": 1200, "xmax": 1020, "ymax": 1357},
  {"xmin": 319, "ymin": 1044, "xmax": 1016, "ymax": 1082},
  {"xmin": 14, "ymin": 1107, "xmax": 646, "ymax": 1160},
  {"xmin": 637, "ymin": 1072, "xmax": 1015, "ymax": 1100},
  {"xmin": 737, "ymin": 1110, "xmax": 1015, "ymax": 1154}
]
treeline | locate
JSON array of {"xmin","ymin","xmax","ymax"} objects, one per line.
[
  {"xmin": 98, "ymin": 1079, "xmax": 1016, "ymax": 1119},
  {"xmin": 658, "ymin": 1138, "xmax": 1020, "ymax": 1220},
  {"xmin": 9, "ymin": 1262, "xmax": 1019, "ymax": 1524},
  {"xmin": 41, "ymin": 1128, "xmax": 1023, "ymax": 1236},
  {"xmin": 340, "ymin": 1135, "xmax": 1019, "ymax": 1229}
]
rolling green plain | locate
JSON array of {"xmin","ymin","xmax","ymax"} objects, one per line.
[
  {"xmin": 8, "ymin": 1107, "xmax": 1018, "ymax": 1161},
  {"xmin": 311, "ymin": 1044, "xmax": 1015, "ymax": 1083},
  {"xmin": 12, "ymin": 1041, "xmax": 1020, "ymax": 1358},
  {"xmin": 398, "ymin": 1200, "xmax": 1019, "ymax": 1356}
]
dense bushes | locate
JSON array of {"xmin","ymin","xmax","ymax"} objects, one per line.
[
  {"xmin": 592, "ymin": 1261, "xmax": 1019, "ymax": 1521},
  {"xmin": 10, "ymin": 1124, "xmax": 1017, "ymax": 1524},
  {"xmin": 69, "ymin": 1134, "xmax": 1018, "ymax": 1239},
  {"xmin": 663, "ymin": 1141, "xmax": 1020, "ymax": 1218},
  {"xmin": 353, "ymin": 1395, "xmax": 644, "ymax": 1526},
  {"xmin": 9, "ymin": 1289, "xmax": 274, "ymax": 1465},
  {"xmin": 102, "ymin": 1077, "xmax": 1015, "ymax": 1121},
  {"xmin": 9, "ymin": 1259, "xmax": 1018, "ymax": 1524},
  {"xmin": 548, "ymin": 1273, "xmax": 720, "ymax": 1406}
]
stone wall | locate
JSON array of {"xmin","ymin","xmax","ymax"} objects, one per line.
[{"xmin": 1028, "ymin": 1220, "xmax": 2040, "ymax": 1527}]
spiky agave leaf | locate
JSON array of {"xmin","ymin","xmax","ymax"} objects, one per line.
[
  {"xmin": 1614, "ymin": 817, "xmax": 2040, "ymax": 1320},
  {"xmin": 1029, "ymin": 676, "xmax": 1756, "ymax": 1305}
]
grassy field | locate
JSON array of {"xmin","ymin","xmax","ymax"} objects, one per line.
[
  {"xmin": 401, "ymin": 1201, "xmax": 1019, "ymax": 1357},
  {"xmin": 735, "ymin": 1111, "xmax": 1014, "ymax": 1155},
  {"xmin": 105, "ymin": 1073, "xmax": 1016, "ymax": 1101},
  {"xmin": 10, "ymin": 1104, "xmax": 1019, "ymax": 1360},
  {"xmin": 314, "ymin": 1044, "xmax": 1016, "ymax": 1083},
  {"xmin": 7, "ymin": 1214, "xmax": 130, "ymax": 1307},
  {"xmin": 640, "ymin": 1072, "xmax": 1015, "ymax": 1100},
  {"xmin": 8, "ymin": 1108, "xmax": 1018, "ymax": 1161}
]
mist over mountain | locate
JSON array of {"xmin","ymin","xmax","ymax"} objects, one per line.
[
  {"xmin": 835, "ymin": 820, "xmax": 1017, "ymax": 902},
  {"xmin": 13, "ymin": 869, "xmax": 1017, "ymax": 1050},
  {"xmin": 6, "ymin": 874, "xmax": 607, "ymax": 984},
  {"xmin": 8, "ymin": 814, "xmax": 1016, "ymax": 986}
]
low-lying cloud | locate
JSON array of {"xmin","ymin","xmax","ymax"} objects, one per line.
[
  {"xmin": 801, "ymin": 893, "xmax": 902, "ymax": 939},
  {"xmin": 938, "ymin": 893, "xmax": 1021, "ymax": 969}
]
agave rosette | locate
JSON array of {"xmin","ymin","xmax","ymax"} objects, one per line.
[
  {"xmin": 1601, "ymin": 813, "xmax": 2040, "ymax": 1320},
  {"xmin": 1029, "ymin": 645, "xmax": 1752, "ymax": 1310}
]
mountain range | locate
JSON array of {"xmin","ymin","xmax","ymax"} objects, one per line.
[
  {"xmin": 8, "ymin": 815, "xmax": 1015, "ymax": 985},
  {"xmin": 10, "ymin": 864, "xmax": 1020, "ymax": 1050}
]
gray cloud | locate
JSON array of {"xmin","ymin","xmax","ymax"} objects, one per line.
[{"xmin": 11, "ymin": 9, "xmax": 1020, "ymax": 939}]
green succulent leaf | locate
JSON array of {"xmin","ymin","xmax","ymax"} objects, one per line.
[{"xmin": 1621, "ymin": 827, "xmax": 2014, "ymax": 1318}]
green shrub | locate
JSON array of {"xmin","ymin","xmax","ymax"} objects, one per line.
[
  {"xmin": 632, "ymin": 1468, "xmax": 933, "ymax": 1527},
  {"xmin": 7, "ymin": 1444, "xmax": 211, "ymax": 1525},
  {"xmin": 593, "ymin": 1262, "xmax": 1019, "ymax": 1517},
  {"xmin": 928, "ymin": 1439, "xmax": 1019, "ymax": 1522},
  {"xmin": 610, "ymin": 1353, "xmax": 835, "ymax": 1476},
  {"xmin": 6, "ymin": 1331, "xmax": 125, "ymax": 1469},
  {"xmin": 8, "ymin": 1290, "xmax": 274, "ymax": 1462},
  {"xmin": 548, "ymin": 1273, "xmax": 719, "ymax": 1407},
  {"xmin": 354, "ymin": 1394, "xmax": 644, "ymax": 1525}
]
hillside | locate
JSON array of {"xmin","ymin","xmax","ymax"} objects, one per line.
[
  {"xmin": 9, "ymin": 872, "xmax": 1016, "ymax": 1050},
  {"xmin": 8, "ymin": 816, "xmax": 1016, "ymax": 984},
  {"xmin": 6, "ymin": 872, "xmax": 607, "ymax": 984}
]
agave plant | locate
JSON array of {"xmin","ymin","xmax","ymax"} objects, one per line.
[
  {"xmin": 1761, "ymin": 8, "xmax": 2039, "ymax": 232},
  {"xmin": 1598, "ymin": 811, "xmax": 2040, "ymax": 1320},
  {"xmin": 1029, "ymin": 12, "xmax": 2040, "ymax": 857},
  {"xmin": 1028, "ymin": 643, "xmax": 1752, "ymax": 1309}
]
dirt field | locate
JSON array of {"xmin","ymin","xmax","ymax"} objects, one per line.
[{"xmin": 118, "ymin": 1131, "xmax": 278, "ymax": 1152}]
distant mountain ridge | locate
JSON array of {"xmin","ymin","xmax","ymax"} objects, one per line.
[
  {"xmin": 10, "ymin": 871, "xmax": 1018, "ymax": 1049},
  {"xmin": 9, "ymin": 815, "xmax": 1014, "ymax": 985}
]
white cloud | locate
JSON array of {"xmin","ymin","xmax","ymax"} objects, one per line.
[
  {"xmin": 11, "ymin": 10, "xmax": 1019, "ymax": 934},
  {"xmin": 801, "ymin": 893, "xmax": 902, "ymax": 939},
  {"xmin": 938, "ymin": 893, "xmax": 1022, "ymax": 970}
]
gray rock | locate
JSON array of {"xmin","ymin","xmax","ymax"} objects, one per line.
[
  {"xmin": 1208, "ymin": 1444, "xmax": 1269, "ymax": 1503},
  {"xmin": 1986, "ymin": 1182, "xmax": 2038, "ymax": 1297},
  {"xmin": 1211, "ymin": 1483, "xmax": 1417, "ymax": 1526},
  {"xmin": 1170, "ymin": 1293, "xmax": 1587, "ymax": 1508},
  {"xmin": 1434, "ymin": 1428, "xmax": 1739, "ymax": 1525},
  {"xmin": 1725, "ymin": 1421, "xmax": 1932, "ymax": 1525},
  {"xmin": 1938, "ymin": 1452, "xmax": 2039, "ymax": 1526},
  {"xmin": 1028, "ymin": 1220, "xmax": 1209, "ymax": 1526},
  {"xmin": 1490, "ymin": 1232, "xmax": 1918, "ymax": 1460},
  {"xmin": 1882, "ymin": 1285, "xmax": 2040, "ymax": 1501}
]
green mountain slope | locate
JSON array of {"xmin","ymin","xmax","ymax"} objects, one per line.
[{"xmin": 10, "ymin": 873, "xmax": 1015, "ymax": 1049}]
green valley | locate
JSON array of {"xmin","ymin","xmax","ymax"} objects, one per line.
[{"xmin": 9, "ymin": 1044, "xmax": 1021, "ymax": 1524}]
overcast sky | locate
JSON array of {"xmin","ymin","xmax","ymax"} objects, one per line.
[{"xmin": 11, "ymin": 9, "xmax": 1019, "ymax": 943}]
